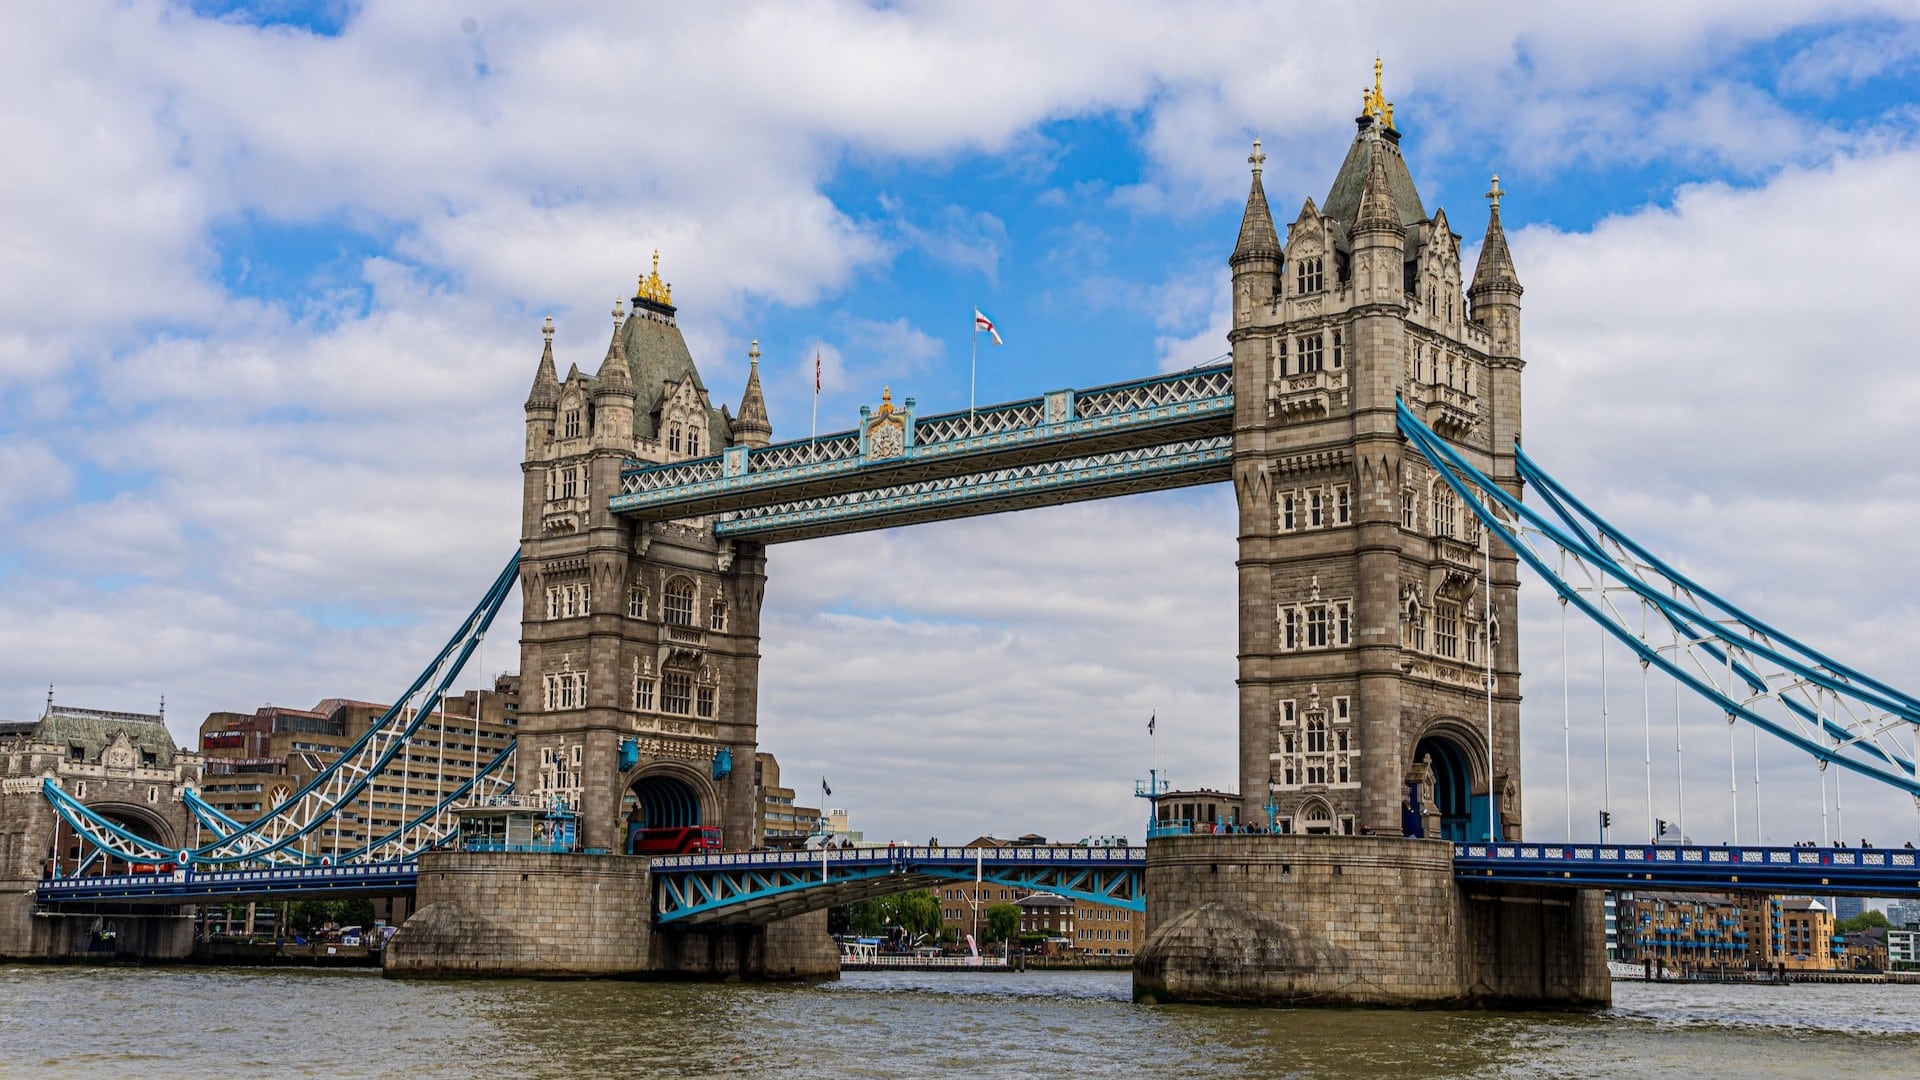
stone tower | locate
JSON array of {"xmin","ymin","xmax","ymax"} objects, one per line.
[
  {"xmin": 1229, "ymin": 67, "xmax": 1524, "ymax": 841},
  {"xmin": 518, "ymin": 255, "xmax": 771, "ymax": 853}
]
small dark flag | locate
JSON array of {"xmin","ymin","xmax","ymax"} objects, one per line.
[
  {"xmin": 1147, "ymin": 713, "xmax": 1156, "ymax": 736},
  {"xmin": 822, "ymin": 777, "xmax": 832, "ymax": 798}
]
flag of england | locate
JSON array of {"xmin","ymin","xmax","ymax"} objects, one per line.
[{"xmin": 973, "ymin": 308, "xmax": 1002, "ymax": 346}]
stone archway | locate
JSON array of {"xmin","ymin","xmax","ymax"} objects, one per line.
[
  {"xmin": 619, "ymin": 766, "xmax": 714, "ymax": 854},
  {"xmin": 1410, "ymin": 725, "xmax": 1487, "ymax": 843},
  {"xmin": 86, "ymin": 802, "xmax": 176, "ymax": 874}
]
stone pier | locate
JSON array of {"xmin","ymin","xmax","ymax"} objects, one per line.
[
  {"xmin": 384, "ymin": 850, "xmax": 837, "ymax": 980},
  {"xmin": 1133, "ymin": 835, "xmax": 1608, "ymax": 1007}
]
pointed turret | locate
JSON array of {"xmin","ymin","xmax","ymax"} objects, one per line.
[
  {"xmin": 1231, "ymin": 139, "xmax": 1282, "ymax": 333},
  {"xmin": 1352, "ymin": 148, "xmax": 1402, "ymax": 238},
  {"xmin": 593, "ymin": 299, "xmax": 636, "ymax": 446},
  {"xmin": 593, "ymin": 299, "xmax": 635, "ymax": 397},
  {"xmin": 525, "ymin": 315, "xmax": 560, "ymax": 413},
  {"xmin": 1469, "ymin": 175, "xmax": 1523, "ymax": 361},
  {"xmin": 1232, "ymin": 138, "xmax": 1281, "ymax": 266},
  {"xmin": 1469, "ymin": 175, "xmax": 1521, "ymax": 294},
  {"xmin": 733, "ymin": 340, "xmax": 774, "ymax": 449}
]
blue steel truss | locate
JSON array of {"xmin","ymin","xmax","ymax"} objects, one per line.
[
  {"xmin": 1453, "ymin": 842, "xmax": 1920, "ymax": 898},
  {"xmin": 611, "ymin": 365, "xmax": 1233, "ymax": 539},
  {"xmin": 650, "ymin": 845, "xmax": 1145, "ymax": 925},
  {"xmin": 1398, "ymin": 400, "xmax": 1920, "ymax": 806},
  {"xmin": 715, "ymin": 436, "xmax": 1231, "ymax": 542},
  {"xmin": 44, "ymin": 552, "xmax": 521, "ymax": 870}
]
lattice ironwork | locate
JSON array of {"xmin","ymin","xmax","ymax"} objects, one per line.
[
  {"xmin": 747, "ymin": 433, "xmax": 862, "ymax": 473},
  {"xmin": 714, "ymin": 435, "xmax": 1231, "ymax": 538},
  {"xmin": 621, "ymin": 456, "xmax": 725, "ymax": 495},
  {"xmin": 1076, "ymin": 364, "xmax": 1234, "ymax": 419},
  {"xmin": 911, "ymin": 401, "xmax": 1048, "ymax": 447}
]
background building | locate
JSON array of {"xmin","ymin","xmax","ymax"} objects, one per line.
[
  {"xmin": 751, "ymin": 753, "xmax": 821, "ymax": 849},
  {"xmin": 196, "ymin": 676, "xmax": 519, "ymax": 857},
  {"xmin": 1615, "ymin": 892, "xmax": 1745, "ymax": 970}
]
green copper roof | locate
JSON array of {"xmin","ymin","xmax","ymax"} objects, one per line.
[
  {"xmin": 622, "ymin": 307, "xmax": 728, "ymax": 447},
  {"xmin": 23, "ymin": 707, "xmax": 178, "ymax": 768},
  {"xmin": 1322, "ymin": 122, "xmax": 1427, "ymax": 230}
]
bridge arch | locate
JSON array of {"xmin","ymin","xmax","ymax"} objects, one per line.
[
  {"xmin": 1409, "ymin": 718, "xmax": 1488, "ymax": 843},
  {"xmin": 620, "ymin": 762, "xmax": 716, "ymax": 854},
  {"xmin": 78, "ymin": 801, "xmax": 176, "ymax": 873}
]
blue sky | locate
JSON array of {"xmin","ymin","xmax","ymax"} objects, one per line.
[{"xmin": 6, "ymin": 1, "xmax": 1920, "ymax": 847}]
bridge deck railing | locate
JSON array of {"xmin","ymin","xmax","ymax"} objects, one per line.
[{"xmin": 649, "ymin": 844, "xmax": 1147, "ymax": 873}]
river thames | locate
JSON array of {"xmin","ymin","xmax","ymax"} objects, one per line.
[{"xmin": 3, "ymin": 967, "xmax": 1915, "ymax": 1077}]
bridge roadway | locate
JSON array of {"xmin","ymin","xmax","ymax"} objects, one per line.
[
  {"xmin": 610, "ymin": 364, "xmax": 1234, "ymax": 542},
  {"xmin": 31, "ymin": 842, "xmax": 1920, "ymax": 916}
]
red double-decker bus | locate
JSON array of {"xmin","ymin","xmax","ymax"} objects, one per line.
[{"xmin": 627, "ymin": 825, "xmax": 721, "ymax": 856}]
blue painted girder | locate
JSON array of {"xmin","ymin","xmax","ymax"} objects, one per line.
[
  {"xmin": 35, "ymin": 861, "xmax": 420, "ymax": 904},
  {"xmin": 1453, "ymin": 842, "xmax": 1920, "ymax": 898},
  {"xmin": 611, "ymin": 365, "xmax": 1233, "ymax": 534},
  {"xmin": 651, "ymin": 845, "xmax": 1146, "ymax": 925}
]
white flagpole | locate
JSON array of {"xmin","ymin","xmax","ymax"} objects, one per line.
[
  {"xmin": 812, "ymin": 347, "xmax": 820, "ymax": 442},
  {"xmin": 969, "ymin": 315, "xmax": 978, "ymax": 431}
]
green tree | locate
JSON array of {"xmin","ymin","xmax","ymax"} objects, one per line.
[
  {"xmin": 1838, "ymin": 910, "xmax": 1891, "ymax": 933},
  {"xmin": 985, "ymin": 903, "xmax": 1020, "ymax": 943},
  {"xmin": 846, "ymin": 891, "xmax": 945, "ymax": 941},
  {"xmin": 894, "ymin": 890, "xmax": 943, "ymax": 940}
]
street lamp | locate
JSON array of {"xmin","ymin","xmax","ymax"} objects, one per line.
[{"xmin": 1265, "ymin": 776, "xmax": 1279, "ymax": 832}]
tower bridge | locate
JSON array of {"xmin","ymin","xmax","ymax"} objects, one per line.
[{"xmin": 12, "ymin": 65, "xmax": 1920, "ymax": 1004}]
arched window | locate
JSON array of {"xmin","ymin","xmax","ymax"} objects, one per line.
[
  {"xmin": 663, "ymin": 578, "xmax": 695, "ymax": 627},
  {"xmin": 1430, "ymin": 484, "xmax": 1457, "ymax": 538},
  {"xmin": 1306, "ymin": 717, "xmax": 1328, "ymax": 753},
  {"xmin": 1301, "ymin": 802, "xmax": 1333, "ymax": 834},
  {"xmin": 708, "ymin": 597, "xmax": 727, "ymax": 632},
  {"xmin": 669, "ymin": 424, "xmax": 682, "ymax": 454},
  {"xmin": 686, "ymin": 426, "xmax": 699, "ymax": 456}
]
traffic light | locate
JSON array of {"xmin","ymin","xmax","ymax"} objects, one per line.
[
  {"xmin": 1599, "ymin": 809, "xmax": 1613, "ymax": 832},
  {"xmin": 1657, "ymin": 818, "xmax": 1670, "ymax": 838}
]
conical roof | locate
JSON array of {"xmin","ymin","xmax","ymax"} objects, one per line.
[
  {"xmin": 1470, "ymin": 177, "xmax": 1521, "ymax": 292},
  {"xmin": 733, "ymin": 341, "xmax": 773, "ymax": 446},
  {"xmin": 1232, "ymin": 138, "xmax": 1280, "ymax": 263},
  {"xmin": 1353, "ymin": 146, "xmax": 1402, "ymax": 236},
  {"xmin": 525, "ymin": 316, "xmax": 560, "ymax": 411},
  {"xmin": 594, "ymin": 305, "xmax": 634, "ymax": 397},
  {"xmin": 1323, "ymin": 122, "xmax": 1426, "ymax": 230}
]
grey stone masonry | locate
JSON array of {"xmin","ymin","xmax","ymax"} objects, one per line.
[
  {"xmin": 1135, "ymin": 834, "xmax": 1607, "ymax": 1007},
  {"xmin": 386, "ymin": 850, "xmax": 838, "ymax": 980},
  {"xmin": 1228, "ymin": 96, "xmax": 1523, "ymax": 840},
  {"xmin": 519, "ymin": 287, "xmax": 770, "ymax": 853}
]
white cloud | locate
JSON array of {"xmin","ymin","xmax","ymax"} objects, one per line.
[{"xmin": 4, "ymin": 0, "xmax": 1920, "ymax": 850}]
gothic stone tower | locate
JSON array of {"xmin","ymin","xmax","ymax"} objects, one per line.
[
  {"xmin": 1229, "ymin": 73, "xmax": 1525, "ymax": 842},
  {"xmin": 518, "ymin": 256, "xmax": 775, "ymax": 854}
]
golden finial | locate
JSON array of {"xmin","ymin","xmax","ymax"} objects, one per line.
[
  {"xmin": 635, "ymin": 249, "xmax": 673, "ymax": 307},
  {"xmin": 1486, "ymin": 174, "xmax": 1504, "ymax": 212},
  {"xmin": 878, "ymin": 386, "xmax": 894, "ymax": 417},
  {"xmin": 1363, "ymin": 57, "xmax": 1392, "ymax": 126}
]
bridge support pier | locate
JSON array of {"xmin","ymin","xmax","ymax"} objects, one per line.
[
  {"xmin": 1133, "ymin": 835, "xmax": 1607, "ymax": 1008},
  {"xmin": 384, "ymin": 851, "xmax": 836, "ymax": 980},
  {"xmin": 0, "ymin": 885, "xmax": 195, "ymax": 962}
]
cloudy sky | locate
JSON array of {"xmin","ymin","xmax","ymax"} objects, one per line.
[{"xmin": 6, "ymin": 0, "xmax": 1920, "ymax": 848}]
